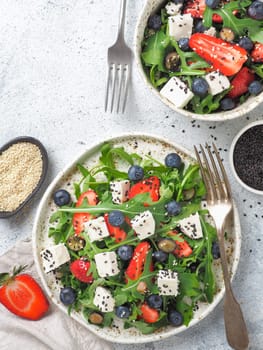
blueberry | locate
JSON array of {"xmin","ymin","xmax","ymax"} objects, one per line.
[
  {"xmin": 205, "ymin": 0, "xmax": 220, "ymax": 9},
  {"xmin": 220, "ymin": 98, "xmax": 235, "ymax": 111},
  {"xmin": 212, "ymin": 241, "xmax": 220, "ymax": 259},
  {"xmin": 148, "ymin": 14, "xmax": 162, "ymax": 30},
  {"xmin": 166, "ymin": 200, "xmax": 181, "ymax": 216},
  {"xmin": 117, "ymin": 245, "xmax": 134, "ymax": 261},
  {"xmin": 60, "ymin": 287, "xmax": 76, "ymax": 305},
  {"xmin": 178, "ymin": 38, "xmax": 190, "ymax": 51},
  {"xmin": 108, "ymin": 210, "xmax": 125, "ymax": 227},
  {"xmin": 238, "ymin": 37, "xmax": 254, "ymax": 52},
  {"xmin": 195, "ymin": 20, "xmax": 209, "ymax": 33},
  {"xmin": 165, "ymin": 153, "xmax": 182, "ymax": 168},
  {"xmin": 128, "ymin": 165, "xmax": 144, "ymax": 181},
  {"xmin": 152, "ymin": 250, "xmax": 168, "ymax": 263},
  {"xmin": 168, "ymin": 309, "xmax": 184, "ymax": 326},
  {"xmin": 147, "ymin": 294, "xmax": 163, "ymax": 309},
  {"xmin": 248, "ymin": 1, "xmax": 263, "ymax": 20},
  {"xmin": 53, "ymin": 189, "xmax": 71, "ymax": 206},
  {"xmin": 191, "ymin": 78, "xmax": 209, "ymax": 98},
  {"xmin": 188, "ymin": 261, "xmax": 199, "ymax": 273},
  {"xmin": 248, "ymin": 80, "xmax": 263, "ymax": 95},
  {"xmin": 115, "ymin": 305, "xmax": 131, "ymax": 318}
]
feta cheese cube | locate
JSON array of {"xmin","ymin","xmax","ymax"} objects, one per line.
[
  {"xmin": 168, "ymin": 14, "xmax": 193, "ymax": 41},
  {"xmin": 93, "ymin": 286, "xmax": 115, "ymax": 312},
  {"xmin": 165, "ymin": 1, "xmax": 182, "ymax": 15},
  {"xmin": 130, "ymin": 210, "xmax": 155, "ymax": 240},
  {"xmin": 40, "ymin": 243, "xmax": 70, "ymax": 273},
  {"xmin": 177, "ymin": 213, "xmax": 203, "ymax": 239},
  {"xmin": 160, "ymin": 77, "xmax": 194, "ymax": 108},
  {"xmin": 157, "ymin": 270, "xmax": 179, "ymax": 296},
  {"xmin": 205, "ymin": 71, "xmax": 230, "ymax": 96},
  {"xmin": 110, "ymin": 180, "xmax": 130, "ymax": 204},
  {"xmin": 84, "ymin": 216, "xmax": 110, "ymax": 242},
  {"xmin": 94, "ymin": 251, "xmax": 120, "ymax": 277}
]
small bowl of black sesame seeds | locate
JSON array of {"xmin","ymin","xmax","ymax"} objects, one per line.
[{"xmin": 230, "ymin": 120, "xmax": 263, "ymax": 195}]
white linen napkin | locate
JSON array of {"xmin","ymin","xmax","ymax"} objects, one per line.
[{"xmin": 0, "ymin": 238, "xmax": 113, "ymax": 350}]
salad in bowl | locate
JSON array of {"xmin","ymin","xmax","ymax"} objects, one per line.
[
  {"xmin": 135, "ymin": 0, "xmax": 263, "ymax": 119},
  {"xmin": 33, "ymin": 135, "xmax": 241, "ymax": 343}
]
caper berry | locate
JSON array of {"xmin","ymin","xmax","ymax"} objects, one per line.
[
  {"xmin": 136, "ymin": 281, "xmax": 148, "ymax": 294},
  {"xmin": 89, "ymin": 312, "xmax": 104, "ymax": 325},
  {"xmin": 165, "ymin": 52, "xmax": 180, "ymax": 71},
  {"xmin": 182, "ymin": 188, "xmax": 196, "ymax": 201},
  {"xmin": 219, "ymin": 27, "xmax": 235, "ymax": 42},
  {"xmin": 158, "ymin": 238, "xmax": 176, "ymax": 253},
  {"xmin": 67, "ymin": 235, "xmax": 86, "ymax": 251}
]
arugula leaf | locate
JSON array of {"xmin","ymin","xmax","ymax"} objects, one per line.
[
  {"xmin": 188, "ymin": 88, "xmax": 230, "ymax": 114},
  {"xmin": 252, "ymin": 64, "xmax": 263, "ymax": 78},
  {"xmin": 204, "ymin": 0, "xmax": 263, "ymax": 43},
  {"xmin": 141, "ymin": 30, "xmax": 170, "ymax": 71},
  {"xmin": 200, "ymin": 216, "xmax": 216, "ymax": 302},
  {"xmin": 175, "ymin": 298, "xmax": 194, "ymax": 326},
  {"xmin": 49, "ymin": 211, "xmax": 73, "ymax": 244},
  {"xmin": 124, "ymin": 315, "xmax": 168, "ymax": 334},
  {"xmin": 170, "ymin": 39, "xmax": 207, "ymax": 76},
  {"xmin": 178, "ymin": 273, "xmax": 201, "ymax": 297}
]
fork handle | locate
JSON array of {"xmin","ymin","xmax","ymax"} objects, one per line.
[
  {"xmin": 117, "ymin": 0, "xmax": 127, "ymax": 41},
  {"xmin": 217, "ymin": 227, "xmax": 249, "ymax": 350}
]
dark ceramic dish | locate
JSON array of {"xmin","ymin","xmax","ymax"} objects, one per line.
[
  {"xmin": 0, "ymin": 136, "xmax": 48, "ymax": 218},
  {"xmin": 229, "ymin": 120, "xmax": 263, "ymax": 195}
]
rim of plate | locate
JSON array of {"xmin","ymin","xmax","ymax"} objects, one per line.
[
  {"xmin": 133, "ymin": 1, "xmax": 263, "ymax": 122},
  {"xmin": 32, "ymin": 132, "xmax": 241, "ymax": 344}
]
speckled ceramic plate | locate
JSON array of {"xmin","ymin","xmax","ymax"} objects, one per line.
[{"xmin": 32, "ymin": 133, "xmax": 241, "ymax": 344}]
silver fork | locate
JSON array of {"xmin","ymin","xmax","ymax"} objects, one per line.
[
  {"xmin": 194, "ymin": 143, "xmax": 249, "ymax": 350},
  {"xmin": 105, "ymin": 0, "xmax": 132, "ymax": 114}
]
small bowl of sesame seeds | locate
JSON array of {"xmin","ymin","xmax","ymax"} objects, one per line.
[
  {"xmin": 0, "ymin": 136, "xmax": 48, "ymax": 218},
  {"xmin": 229, "ymin": 120, "xmax": 263, "ymax": 195}
]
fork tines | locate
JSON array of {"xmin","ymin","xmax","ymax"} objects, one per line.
[
  {"xmin": 194, "ymin": 143, "xmax": 232, "ymax": 202},
  {"xmin": 105, "ymin": 62, "xmax": 130, "ymax": 114}
]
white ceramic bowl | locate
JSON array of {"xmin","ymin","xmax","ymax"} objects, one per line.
[
  {"xmin": 33, "ymin": 133, "xmax": 241, "ymax": 344},
  {"xmin": 134, "ymin": 0, "xmax": 263, "ymax": 121},
  {"xmin": 229, "ymin": 120, "xmax": 263, "ymax": 195}
]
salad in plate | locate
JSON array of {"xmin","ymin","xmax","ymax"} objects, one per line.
[
  {"xmin": 141, "ymin": 0, "xmax": 263, "ymax": 114},
  {"xmin": 40, "ymin": 141, "xmax": 225, "ymax": 335}
]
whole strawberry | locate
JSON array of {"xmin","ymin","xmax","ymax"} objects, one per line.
[
  {"xmin": 0, "ymin": 265, "xmax": 49, "ymax": 320},
  {"xmin": 70, "ymin": 259, "xmax": 94, "ymax": 283}
]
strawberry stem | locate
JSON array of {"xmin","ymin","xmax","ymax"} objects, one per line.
[{"xmin": 0, "ymin": 265, "xmax": 27, "ymax": 286}]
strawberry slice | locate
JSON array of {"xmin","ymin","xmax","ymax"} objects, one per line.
[
  {"xmin": 168, "ymin": 231, "xmax": 193, "ymax": 258},
  {"xmin": 70, "ymin": 259, "xmax": 93, "ymax": 283},
  {"xmin": 128, "ymin": 176, "xmax": 160, "ymax": 202},
  {"xmin": 184, "ymin": 0, "xmax": 206, "ymax": 18},
  {"xmin": 189, "ymin": 33, "xmax": 247, "ymax": 76},
  {"xmin": 227, "ymin": 67, "xmax": 255, "ymax": 99},
  {"xmin": 73, "ymin": 189, "xmax": 98, "ymax": 235},
  {"xmin": 140, "ymin": 303, "xmax": 159, "ymax": 323},
  {"xmin": 0, "ymin": 266, "xmax": 49, "ymax": 320},
  {"xmin": 126, "ymin": 241, "xmax": 151, "ymax": 280},
  {"xmin": 251, "ymin": 43, "xmax": 263, "ymax": 63},
  {"xmin": 184, "ymin": 0, "xmax": 222, "ymax": 22},
  {"xmin": 173, "ymin": 239, "xmax": 193, "ymax": 258},
  {"xmin": 104, "ymin": 213, "xmax": 128, "ymax": 243}
]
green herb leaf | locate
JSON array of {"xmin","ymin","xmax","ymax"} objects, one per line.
[
  {"xmin": 204, "ymin": 0, "xmax": 263, "ymax": 43},
  {"xmin": 141, "ymin": 31, "xmax": 170, "ymax": 71}
]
